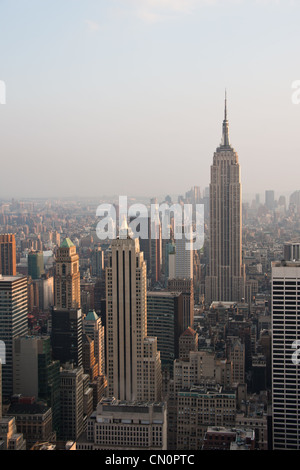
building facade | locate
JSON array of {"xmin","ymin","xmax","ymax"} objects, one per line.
[
  {"xmin": 28, "ymin": 251, "xmax": 45, "ymax": 280},
  {"xmin": 51, "ymin": 307, "xmax": 83, "ymax": 368},
  {"xmin": 167, "ymin": 278, "xmax": 194, "ymax": 332},
  {"xmin": 0, "ymin": 275, "xmax": 28, "ymax": 399},
  {"xmin": 0, "ymin": 234, "xmax": 16, "ymax": 276},
  {"xmin": 13, "ymin": 335, "xmax": 60, "ymax": 433},
  {"xmin": 6, "ymin": 402, "xmax": 54, "ymax": 450},
  {"xmin": 174, "ymin": 226, "xmax": 193, "ymax": 280},
  {"xmin": 59, "ymin": 365, "xmax": 85, "ymax": 441},
  {"xmin": 271, "ymin": 260, "xmax": 300, "ymax": 449},
  {"xmin": 0, "ymin": 416, "xmax": 26, "ymax": 450},
  {"xmin": 91, "ymin": 246, "xmax": 104, "ymax": 278},
  {"xmin": 147, "ymin": 291, "xmax": 184, "ymax": 373}
]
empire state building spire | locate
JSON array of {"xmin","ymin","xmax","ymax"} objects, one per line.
[
  {"xmin": 205, "ymin": 92, "xmax": 245, "ymax": 304},
  {"xmin": 221, "ymin": 89, "xmax": 230, "ymax": 148}
]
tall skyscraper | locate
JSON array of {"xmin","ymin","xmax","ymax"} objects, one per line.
[
  {"xmin": 52, "ymin": 237, "xmax": 83, "ymax": 367},
  {"xmin": 54, "ymin": 238, "xmax": 80, "ymax": 310},
  {"xmin": 106, "ymin": 220, "xmax": 162, "ymax": 402},
  {"xmin": 91, "ymin": 246, "xmax": 104, "ymax": 278},
  {"xmin": 227, "ymin": 338, "xmax": 245, "ymax": 385},
  {"xmin": 175, "ymin": 225, "xmax": 193, "ymax": 280},
  {"xmin": 147, "ymin": 291, "xmax": 184, "ymax": 374},
  {"xmin": 150, "ymin": 215, "xmax": 162, "ymax": 285},
  {"xmin": 82, "ymin": 333, "xmax": 99, "ymax": 380},
  {"xmin": 167, "ymin": 278, "xmax": 194, "ymax": 332},
  {"xmin": 59, "ymin": 365, "xmax": 85, "ymax": 441},
  {"xmin": 138, "ymin": 216, "xmax": 151, "ymax": 277},
  {"xmin": 13, "ymin": 335, "xmax": 60, "ymax": 433},
  {"xmin": 36, "ymin": 274, "xmax": 54, "ymax": 312},
  {"xmin": 0, "ymin": 275, "xmax": 28, "ymax": 399},
  {"xmin": 164, "ymin": 241, "xmax": 176, "ymax": 280},
  {"xmin": 205, "ymin": 93, "xmax": 245, "ymax": 304},
  {"xmin": 0, "ymin": 234, "xmax": 16, "ymax": 276},
  {"xmin": 83, "ymin": 309, "xmax": 105, "ymax": 376},
  {"xmin": 51, "ymin": 307, "xmax": 83, "ymax": 368},
  {"xmin": 265, "ymin": 190, "xmax": 275, "ymax": 210},
  {"xmin": 136, "ymin": 207, "xmax": 162, "ymax": 286},
  {"xmin": 271, "ymin": 260, "xmax": 300, "ymax": 449},
  {"xmin": 27, "ymin": 250, "xmax": 45, "ymax": 280}
]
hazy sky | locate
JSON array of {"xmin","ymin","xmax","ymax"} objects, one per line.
[{"xmin": 1, "ymin": 0, "xmax": 300, "ymax": 201}]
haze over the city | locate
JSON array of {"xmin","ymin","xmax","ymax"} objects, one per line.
[{"xmin": 0, "ymin": 0, "xmax": 300, "ymax": 200}]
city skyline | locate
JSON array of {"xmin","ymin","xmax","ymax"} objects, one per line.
[
  {"xmin": 1, "ymin": 1, "xmax": 300, "ymax": 198},
  {"xmin": 1, "ymin": 0, "xmax": 300, "ymax": 453}
]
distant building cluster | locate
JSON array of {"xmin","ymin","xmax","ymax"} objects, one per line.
[{"xmin": 0, "ymin": 98, "xmax": 299, "ymax": 451}]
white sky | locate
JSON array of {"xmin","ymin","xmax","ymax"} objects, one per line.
[{"xmin": 0, "ymin": 0, "xmax": 300, "ymax": 201}]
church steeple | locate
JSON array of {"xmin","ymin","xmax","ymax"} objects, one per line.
[{"xmin": 221, "ymin": 89, "xmax": 230, "ymax": 148}]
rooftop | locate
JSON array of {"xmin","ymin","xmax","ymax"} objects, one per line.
[
  {"xmin": 85, "ymin": 310, "xmax": 99, "ymax": 322},
  {"xmin": 99, "ymin": 397, "xmax": 165, "ymax": 408},
  {"xmin": 0, "ymin": 274, "xmax": 26, "ymax": 283},
  {"xmin": 273, "ymin": 260, "xmax": 300, "ymax": 268},
  {"xmin": 181, "ymin": 327, "xmax": 197, "ymax": 337},
  {"xmin": 60, "ymin": 238, "xmax": 74, "ymax": 248},
  {"xmin": 147, "ymin": 291, "xmax": 182, "ymax": 297},
  {"xmin": 210, "ymin": 301, "xmax": 237, "ymax": 309},
  {"xmin": 7, "ymin": 403, "xmax": 50, "ymax": 416}
]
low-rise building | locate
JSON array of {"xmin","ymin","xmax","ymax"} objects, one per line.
[
  {"xmin": 6, "ymin": 402, "xmax": 54, "ymax": 450},
  {"xmin": 202, "ymin": 426, "xmax": 255, "ymax": 450},
  {"xmin": 177, "ymin": 384, "xmax": 236, "ymax": 450},
  {"xmin": 0, "ymin": 416, "xmax": 26, "ymax": 450},
  {"xmin": 77, "ymin": 398, "xmax": 167, "ymax": 450}
]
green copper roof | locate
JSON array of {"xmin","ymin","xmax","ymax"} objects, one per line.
[
  {"xmin": 61, "ymin": 238, "xmax": 74, "ymax": 248},
  {"xmin": 85, "ymin": 310, "xmax": 99, "ymax": 321}
]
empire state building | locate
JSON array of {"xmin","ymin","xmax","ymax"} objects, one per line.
[{"xmin": 205, "ymin": 93, "xmax": 245, "ymax": 304}]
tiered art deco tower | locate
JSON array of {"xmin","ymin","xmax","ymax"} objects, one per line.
[
  {"xmin": 54, "ymin": 238, "xmax": 81, "ymax": 310},
  {"xmin": 106, "ymin": 219, "xmax": 162, "ymax": 402},
  {"xmin": 205, "ymin": 93, "xmax": 245, "ymax": 304}
]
